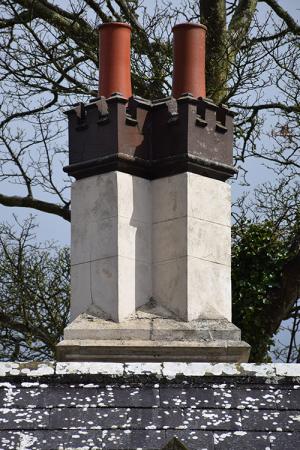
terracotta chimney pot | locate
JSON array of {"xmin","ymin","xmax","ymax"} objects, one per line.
[
  {"xmin": 98, "ymin": 22, "xmax": 132, "ymax": 98},
  {"xmin": 172, "ymin": 23, "xmax": 207, "ymax": 99}
]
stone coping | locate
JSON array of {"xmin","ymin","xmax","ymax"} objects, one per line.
[{"xmin": 0, "ymin": 362, "xmax": 299, "ymax": 378}]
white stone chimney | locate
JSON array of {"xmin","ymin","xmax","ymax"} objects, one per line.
[{"xmin": 57, "ymin": 22, "xmax": 250, "ymax": 362}]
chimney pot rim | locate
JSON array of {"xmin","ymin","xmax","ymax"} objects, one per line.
[
  {"xmin": 98, "ymin": 22, "xmax": 132, "ymax": 30},
  {"xmin": 172, "ymin": 22, "xmax": 207, "ymax": 32}
]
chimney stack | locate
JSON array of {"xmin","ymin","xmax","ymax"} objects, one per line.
[{"xmin": 57, "ymin": 22, "xmax": 250, "ymax": 362}]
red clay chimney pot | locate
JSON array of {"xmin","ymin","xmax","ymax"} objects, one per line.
[
  {"xmin": 172, "ymin": 23, "xmax": 207, "ymax": 99},
  {"xmin": 98, "ymin": 22, "xmax": 132, "ymax": 99}
]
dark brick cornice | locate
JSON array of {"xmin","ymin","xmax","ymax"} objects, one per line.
[{"xmin": 64, "ymin": 93, "xmax": 237, "ymax": 181}]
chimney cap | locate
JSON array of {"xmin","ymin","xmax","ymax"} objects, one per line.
[
  {"xmin": 98, "ymin": 22, "xmax": 132, "ymax": 30},
  {"xmin": 172, "ymin": 22, "xmax": 207, "ymax": 32}
]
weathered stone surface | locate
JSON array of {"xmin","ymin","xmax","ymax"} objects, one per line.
[
  {"xmin": 152, "ymin": 173, "xmax": 231, "ymax": 226},
  {"xmin": 56, "ymin": 338, "xmax": 250, "ymax": 363},
  {"xmin": 58, "ymin": 307, "xmax": 249, "ymax": 362},
  {"xmin": 65, "ymin": 169, "xmax": 247, "ymax": 362},
  {"xmin": 70, "ymin": 171, "xmax": 152, "ymax": 323},
  {"xmin": 1, "ymin": 362, "xmax": 300, "ymax": 378},
  {"xmin": 55, "ymin": 361, "xmax": 124, "ymax": 375},
  {"xmin": 0, "ymin": 361, "xmax": 55, "ymax": 377},
  {"xmin": 63, "ymin": 311, "xmax": 241, "ymax": 342},
  {"xmin": 152, "ymin": 173, "xmax": 232, "ymax": 322}
]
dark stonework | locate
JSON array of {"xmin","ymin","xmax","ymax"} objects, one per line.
[
  {"xmin": 64, "ymin": 93, "xmax": 236, "ymax": 182},
  {"xmin": 0, "ymin": 362, "xmax": 300, "ymax": 449}
]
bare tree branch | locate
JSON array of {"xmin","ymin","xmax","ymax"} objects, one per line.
[
  {"xmin": 261, "ymin": 0, "xmax": 300, "ymax": 35},
  {"xmin": 0, "ymin": 193, "xmax": 70, "ymax": 221},
  {"xmin": 14, "ymin": 0, "xmax": 98, "ymax": 62}
]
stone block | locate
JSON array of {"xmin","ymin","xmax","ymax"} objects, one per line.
[
  {"xmin": 188, "ymin": 257, "xmax": 231, "ymax": 321},
  {"xmin": 153, "ymin": 257, "xmax": 187, "ymax": 320},
  {"xmin": 275, "ymin": 364, "xmax": 300, "ymax": 377},
  {"xmin": 64, "ymin": 316, "xmax": 152, "ymax": 341},
  {"xmin": 71, "ymin": 172, "xmax": 118, "ymax": 223},
  {"xmin": 71, "ymin": 216, "xmax": 118, "ymax": 265},
  {"xmin": 152, "ymin": 217, "xmax": 187, "ymax": 262},
  {"xmin": 90, "ymin": 257, "xmax": 120, "ymax": 320},
  {"xmin": 188, "ymin": 217, "xmax": 230, "ymax": 266},
  {"xmin": 55, "ymin": 361, "xmax": 124, "ymax": 375},
  {"xmin": 118, "ymin": 257, "xmax": 152, "ymax": 313},
  {"xmin": 187, "ymin": 172, "xmax": 231, "ymax": 226},
  {"xmin": 152, "ymin": 172, "xmax": 231, "ymax": 226},
  {"xmin": 70, "ymin": 262, "xmax": 91, "ymax": 321},
  {"xmin": 153, "ymin": 216, "xmax": 230, "ymax": 266},
  {"xmin": 56, "ymin": 339, "xmax": 250, "ymax": 363},
  {"xmin": 153, "ymin": 256, "xmax": 231, "ymax": 321},
  {"xmin": 231, "ymin": 388, "xmax": 276, "ymax": 410},
  {"xmin": 117, "ymin": 171, "xmax": 152, "ymax": 222},
  {"xmin": 42, "ymin": 385, "xmax": 160, "ymax": 409},
  {"xmin": 124, "ymin": 363, "xmax": 163, "ymax": 376},
  {"xmin": 118, "ymin": 217, "xmax": 151, "ymax": 263},
  {"xmin": 152, "ymin": 173, "xmax": 188, "ymax": 223},
  {"xmin": 72, "ymin": 255, "xmax": 148, "ymax": 322}
]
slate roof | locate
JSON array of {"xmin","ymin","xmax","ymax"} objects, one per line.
[{"xmin": 0, "ymin": 362, "xmax": 299, "ymax": 450}]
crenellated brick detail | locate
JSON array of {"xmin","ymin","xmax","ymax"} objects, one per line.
[{"xmin": 63, "ymin": 93, "xmax": 236, "ymax": 181}]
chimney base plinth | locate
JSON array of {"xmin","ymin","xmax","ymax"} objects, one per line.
[{"xmin": 57, "ymin": 310, "xmax": 250, "ymax": 363}]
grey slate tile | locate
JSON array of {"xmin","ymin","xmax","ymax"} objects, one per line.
[
  {"xmin": 182, "ymin": 409, "xmax": 242, "ymax": 431},
  {"xmin": 0, "ymin": 373, "xmax": 299, "ymax": 449},
  {"xmin": 275, "ymin": 388, "xmax": 300, "ymax": 410},
  {"xmin": 241, "ymin": 410, "xmax": 300, "ymax": 432},
  {"xmin": 230, "ymin": 388, "xmax": 277, "ymax": 410},
  {"xmin": 0, "ymin": 430, "xmax": 103, "ymax": 449},
  {"xmin": 269, "ymin": 432, "xmax": 300, "ymax": 449},
  {"xmin": 129, "ymin": 408, "xmax": 184, "ymax": 430},
  {"xmin": 160, "ymin": 387, "xmax": 216, "ymax": 409},
  {"xmin": 160, "ymin": 387, "xmax": 277, "ymax": 411},
  {"xmin": 0, "ymin": 386, "xmax": 47, "ymax": 409},
  {"xmin": 49, "ymin": 407, "xmax": 128, "ymax": 429},
  {"xmin": 102, "ymin": 429, "xmax": 167, "ymax": 449},
  {"xmin": 129, "ymin": 407, "xmax": 241, "ymax": 431},
  {"xmin": 214, "ymin": 431, "xmax": 271, "ymax": 449},
  {"xmin": 165, "ymin": 430, "xmax": 214, "ymax": 449},
  {"xmin": 43, "ymin": 386, "xmax": 160, "ymax": 408},
  {"xmin": 0, "ymin": 408, "xmax": 50, "ymax": 429}
]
